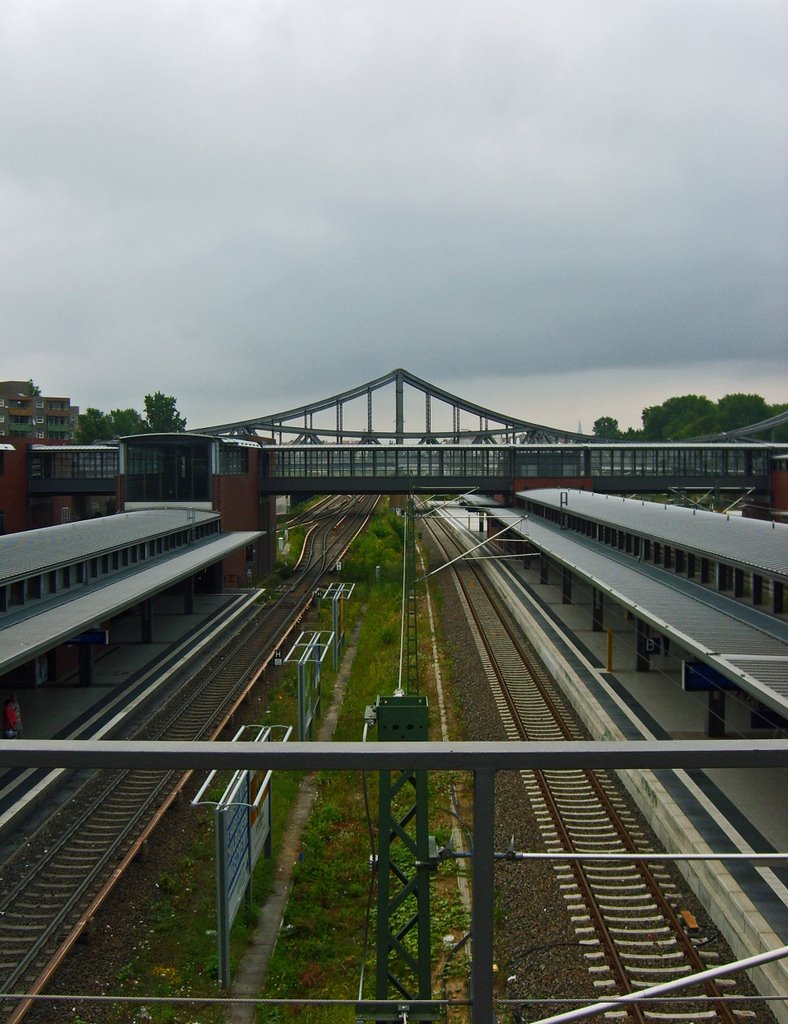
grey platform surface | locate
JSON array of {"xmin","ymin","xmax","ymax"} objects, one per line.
[
  {"xmin": 444, "ymin": 507, "xmax": 788, "ymax": 853},
  {"xmin": 475, "ymin": 504, "xmax": 788, "ymax": 718},
  {"xmin": 0, "ymin": 532, "xmax": 262, "ymax": 676},
  {"xmin": 3, "ymin": 592, "xmax": 238, "ymax": 741}
]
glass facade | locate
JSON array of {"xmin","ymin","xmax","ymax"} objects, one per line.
[
  {"xmin": 512, "ymin": 445, "xmax": 768, "ymax": 480},
  {"xmin": 270, "ymin": 444, "xmax": 771, "ymax": 483},
  {"xmin": 30, "ymin": 449, "xmax": 118, "ymax": 480},
  {"xmin": 586, "ymin": 446, "xmax": 765, "ymax": 478},
  {"xmin": 271, "ymin": 446, "xmax": 508, "ymax": 479},
  {"xmin": 125, "ymin": 438, "xmax": 211, "ymax": 503},
  {"xmin": 218, "ymin": 445, "xmax": 249, "ymax": 475}
]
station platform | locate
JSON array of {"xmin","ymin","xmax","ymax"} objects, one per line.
[
  {"xmin": 441, "ymin": 508, "xmax": 788, "ymax": 957},
  {"xmin": 0, "ymin": 589, "xmax": 263, "ymax": 837},
  {"xmin": 509, "ymin": 557, "xmax": 788, "ymax": 850},
  {"xmin": 2, "ymin": 592, "xmax": 244, "ymax": 742}
]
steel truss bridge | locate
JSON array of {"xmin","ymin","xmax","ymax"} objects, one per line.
[
  {"xmin": 22, "ymin": 370, "xmax": 785, "ymax": 507},
  {"xmin": 197, "ymin": 367, "xmax": 788, "ymax": 446},
  {"xmin": 197, "ymin": 367, "xmax": 593, "ymax": 444}
]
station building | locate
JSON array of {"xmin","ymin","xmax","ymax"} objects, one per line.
[
  {"xmin": 0, "ymin": 433, "xmax": 277, "ymax": 694},
  {"xmin": 117, "ymin": 433, "xmax": 276, "ymax": 583}
]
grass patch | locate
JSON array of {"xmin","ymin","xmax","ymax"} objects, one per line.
[{"xmin": 99, "ymin": 505, "xmax": 471, "ymax": 1024}]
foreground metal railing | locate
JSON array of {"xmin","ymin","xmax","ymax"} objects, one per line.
[{"xmin": 2, "ymin": 739, "xmax": 787, "ymax": 1023}]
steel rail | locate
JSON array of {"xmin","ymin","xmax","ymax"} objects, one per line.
[
  {"xmin": 0, "ymin": 495, "xmax": 378, "ymax": 1023},
  {"xmin": 424, "ymin": 511, "xmax": 747, "ymax": 1024}
]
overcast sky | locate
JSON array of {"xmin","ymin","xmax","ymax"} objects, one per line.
[{"xmin": 1, "ymin": 0, "xmax": 786, "ymax": 434}]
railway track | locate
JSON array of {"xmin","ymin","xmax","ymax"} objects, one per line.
[
  {"xmin": 0, "ymin": 494, "xmax": 377, "ymax": 1020},
  {"xmin": 423, "ymin": 507, "xmax": 757, "ymax": 1024}
]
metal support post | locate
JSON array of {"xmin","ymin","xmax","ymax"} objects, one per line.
[
  {"xmin": 215, "ymin": 806, "xmax": 231, "ymax": 989},
  {"xmin": 395, "ymin": 370, "xmax": 404, "ymax": 443},
  {"xmin": 591, "ymin": 587, "xmax": 604, "ymax": 632},
  {"xmin": 404, "ymin": 498, "xmax": 419, "ymax": 694},
  {"xmin": 141, "ymin": 598, "xmax": 153, "ymax": 644},
  {"xmin": 373, "ymin": 696, "xmax": 434, "ymax": 1017},
  {"xmin": 78, "ymin": 644, "xmax": 95, "ymax": 687},
  {"xmin": 707, "ymin": 688, "xmax": 726, "ymax": 738},
  {"xmin": 183, "ymin": 575, "xmax": 195, "ymax": 615},
  {"xmin": 471, "ymin": 769, "xmax": 495, "ymax": 1024},
  {"xmin": 561, "ymin": 567, "xmax": 572, "ymax": 605},
  {"xmin": 636, "ymin": 619, "xmax": 650, "ymax": 672}
]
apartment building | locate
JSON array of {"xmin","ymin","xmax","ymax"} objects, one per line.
[{"xmin": 0, "ymin": 381, "xmax": 79, "ymax": 440}]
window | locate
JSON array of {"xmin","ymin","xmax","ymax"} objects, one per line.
[
  {"xmin": 125, "ymin": 439, "xmax": 211, "ymax": 502},
  {"xmin": 218, "ymin": 446, "xmax": 249, "ymax": 474}
]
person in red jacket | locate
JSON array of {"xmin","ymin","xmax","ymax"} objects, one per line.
[{"xmin": 3, "ymin": 696, "xmax": 20, "ymax": 739}]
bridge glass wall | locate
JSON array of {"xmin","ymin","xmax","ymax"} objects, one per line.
[
  {"xmin": 587, "ymin": 446, "xmax": 764, "ymax": 478},
  {"xmin": 271, "ymin": 446, "xmax": 509, "ymax": 479},
  {"xmin": 272, "ymin": 444, "xmax": 771, "ymax": 483},
  {"xmin": 30, "ymin": 448, "xmax": 118, "ymax": 480},
  {"xmin": 125, "ymin": 437, "xmax": 212, "ymax": 503},
  {"xmin": 513, "ymin": 445, "xmax": 769, "ymax": 480}
]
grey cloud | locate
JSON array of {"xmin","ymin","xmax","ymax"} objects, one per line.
[{"xmin": 1, "ymin": 1, "xmax": 785, "ymax": 426}]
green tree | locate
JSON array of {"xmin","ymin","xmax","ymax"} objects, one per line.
[
  {"xmin": 75, "ymin": 407, "xmax": 112, "ymax": 444},
  {"xmin": 641, "ymin": 395, "xmax": 719, "ymax": 440},
  {"xmin": 592, "ymin": 416, "xmax": 621, "ymax": 439},
  {"xmin": 716, "ymin": 394, "xmax": 771, "ymax": 433},
  {"xmin": 26, "ymin": 379, "xmax": 41, "ymax": 397},
  {"xmin": 143, "ymin": 391, "xmax": 187, "ymax": 433},
  {"xmin": 767, "ymin": 402, "xmax": 788, "ymax": 442},
  {"xmin": 107, "ymin": 407, "xmax": 147, "ymax": 437}
]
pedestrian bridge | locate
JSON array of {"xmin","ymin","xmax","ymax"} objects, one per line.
[
  {"xmin": 258, "ymin": 440, "xmax": 776, "ymax": 499},
  {"xmin": 23, "ymin": 367, "xmax": 788, "ymax": 506}
]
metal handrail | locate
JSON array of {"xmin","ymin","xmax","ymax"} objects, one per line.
[{"xmin": 3, "ymin": 738, "xmax": 786, "ymax": 1024}]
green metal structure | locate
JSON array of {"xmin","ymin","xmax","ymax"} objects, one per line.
[{"xmin": 366, "ymin": 498, "xmax": 438, "ymax": 1022}]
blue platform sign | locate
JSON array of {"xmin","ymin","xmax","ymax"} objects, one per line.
[
  {"xmin": 682, "ymin": 661, "xmax": 736, "ymax": 692},
  {"xmin": 68, "ymin": 629, "xmax": 109, "ymax": 646}
]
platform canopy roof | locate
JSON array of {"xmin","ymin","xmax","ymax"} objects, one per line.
[
  {"xmin": 0, "ymin": 510, "xmax": 220, "ymax": 584},
  {"xmin": 468, "ymin": 499, "xmax": 788, "ymax": 719},
  {"xmin": 520, "ymin": 489, "xmax": 788, "ymax": 581},
  {"xmin": 0, "ymin": 530, "xmax": 261, "ymax": 677}
]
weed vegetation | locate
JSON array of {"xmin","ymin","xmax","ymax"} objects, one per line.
[{"xmin": 103, "ymin": 506, "xmax": 469, "ymax": 1024}]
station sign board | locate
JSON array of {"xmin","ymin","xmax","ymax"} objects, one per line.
[
  {"xmin": 682, "ymin": 660, "xmax": 736, "ymax": 692},
  {"xmin": 192, "ymin": 723, "xmax": 290, "ymax": 988},
  {"xmin": 67, "ymin": 628, "xmax": 109, "ymax": 646}
]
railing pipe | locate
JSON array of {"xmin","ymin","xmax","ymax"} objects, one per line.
[
  {"xmin": 3, "ymin": 739, "xmax": 786, "ymax": 1024},
  {"xmin": 472, "ymin": 768, "xmax": 496, "ymax": 1024},
  {"xmin": 3, "ymin": 739, "xmax": 786, "ymax": 773}
]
